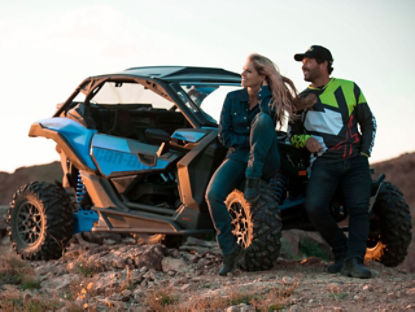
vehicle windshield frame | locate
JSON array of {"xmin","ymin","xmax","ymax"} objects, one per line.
[
  {"xmin": 171, "ymin": 81, "xmax": 242, "ymax": 126},
  {"xmin": 55, "ymin": 76, "xmax": 178, "ymax": 116}
]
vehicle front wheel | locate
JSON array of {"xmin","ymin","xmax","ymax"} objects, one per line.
[
  {"xmin": 225, "ymin": 182, "xmax": 282, "ymax": 271},
  {"xmin": 8, "ymin": 181, "xmax": 74, "ymax": 260},
  {"xmin": 365, "ymin": 182, "xmax": 412, "ymax": 266}
]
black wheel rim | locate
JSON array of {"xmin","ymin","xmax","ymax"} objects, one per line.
[
  {"xmin": 228, "ymin": 201, "xmax": 249, "ymax": 247},
  {"xmin": 16, "ymin": 201, "xmax": 43, "ymax": 245}
]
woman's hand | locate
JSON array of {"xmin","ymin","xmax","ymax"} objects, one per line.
[{"xmin": 260, "ymin": 65, "xmax": 278, "ymax": 81}]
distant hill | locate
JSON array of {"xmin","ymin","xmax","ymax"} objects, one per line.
[
  {"xmin": 1, "ymin": 153, "xmax": 414, "ymax": 208},
  {"xmin": 0, "ymin": 161, "xmax": 62, "ymax": 205},
  {"xmin": 372, "ymin": 152, "xmax": 415, "ymax": 211}
]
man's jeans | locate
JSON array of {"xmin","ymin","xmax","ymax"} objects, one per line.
[
  {"xmin": 206, "ymin": 113, "xmax": 280, "ymax": 255},
  {"xmin": 306, "ymin": 155, "xmax": 371, "ymax": 260}
]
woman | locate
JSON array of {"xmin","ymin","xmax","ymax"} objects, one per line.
[{"xmin": 205, "ymin": 53, "xmax": 297, "ymax": 276}]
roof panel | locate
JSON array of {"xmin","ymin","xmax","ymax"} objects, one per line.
[{"xmin": 114, "ymin": 66, "xmax": 241, "ymax": 82}]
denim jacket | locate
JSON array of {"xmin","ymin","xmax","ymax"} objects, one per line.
[{"xmin": 218, "ymin": 86, "xmax": 274, "ymax": 161}]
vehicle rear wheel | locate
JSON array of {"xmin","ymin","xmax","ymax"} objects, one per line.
[
  {"xmin": 365, "ymin": 182, "xmax": 412, "ymax": 266},
  {"xmin": 225, "ymin": 182, "xmax": 282, "ymax": 271},
  {"xmin": 8, "ymin": 181, "xmax": 74, "ymax": 260}
]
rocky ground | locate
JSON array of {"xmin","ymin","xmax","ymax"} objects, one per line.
[
  {"xmin": 1, "ymin": 232, "xmax": 414, "ymax": 312},
  {"xmin": 1, "ymin": 154, "xmax": 414, "ymax": 311}
]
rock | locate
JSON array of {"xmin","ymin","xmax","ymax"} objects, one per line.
[
  {"xmin": 282, "ymin": 229, "xmax": 331, "ymax": 260},
  {"xmin": 66, "ymin": 262, "xmax": 76, "ymax": 272},
  {"xmin": 161, "ymin": 257, "xmax": 189, "ymax": 273},
  {"xmin": 133, "ymin": 288, "xmax": 144, "ymax": 296},
  {"xmin": 23, "ymin": 292, "xmax": 33, "ymax": 301},
  {"xmin": 387, "ymin": 292, "xmax": 397, "ymax": 299},
  {"xmin": 0, "ymin": 235, "xmax": 10, "ymax": 246},
  {"xmin": 92, "ymin": 272, "xmax": 121, "ymax": 292},
  {"xmin": 282, "ymin": 276, "xmax": 293, "ymax": 284},
  {"xmin": 96, "ymin": 297, "xmax": 124, "ymax": 310},
  {"xmin": 362, "ymin": 284, "xmax": 373, "ymax": 291},
  {"xmin": 225, "ymin": 303, "xmax": 254, "ymax": 312},
  {"xmin": 143, "ymin": 269, "xmax": 156, "ymax": 281},
  {"xmin": 81, "ymin": 232, "xmax": 123, "ymax": 244},
  {"xmin": 0, "ymin": 205, "xmax": 8, "ymax": 235},
  {"xmin": 112, "ymin": 256, "xmax": 126, "ymax": 269},
  {"xmin": 169, "ymin": 248, "xmax": 180, "ymax": 257},
  {"xmin": 179, "ymin": 284, "xmax": 191, "ymax": 292},
  {"xmin": 134, "ymin": 245, "xmax": 166, "ymax": 271},
  {"xmin": 327, "ymin": 283, "xmax": 341, "ymax": 293},
  {"xmin": 122, "ymin": 236, "xmax": 136, "ymax": 244},
  {"xmin": 179, "ymin": 245, "xmax": 210, "ymax": 254},
  {"xmin": 40, "ymin": 274, "xmax": 78, "ymax": 291},
  {"xmin": 121, "ymin": 289, "xmax": 132, "ymax": 302},
  {"xmin": 184, "ymin": 236, "xmax": 216, "ymax": 248},
  {"xmin": 103, "ymin": 238, "xmax": 117, "ymax": 245}
]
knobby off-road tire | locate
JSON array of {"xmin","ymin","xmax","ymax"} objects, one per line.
[
  {"xmin": 365, "ymin": 182, "xmax": 412, "ymax": 267},
  {"xmin": 8, "ymin": 181, "xmax": 74, "ymax": 260},
  {"xmin": 225, "ymin": 183, "xmax": 282, "ymax": 271}
]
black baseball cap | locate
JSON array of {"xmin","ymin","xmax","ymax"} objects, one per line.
[{"xmin": 294, "ymin": 45, "xmax": 333, "ymax": 63}]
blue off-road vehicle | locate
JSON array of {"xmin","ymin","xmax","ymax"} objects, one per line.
[{"xmin": 8, "ymin": 66, "xmax": 412, "ymax": 271}]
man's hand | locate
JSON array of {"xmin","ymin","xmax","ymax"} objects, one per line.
[{"xmin": 305, "ymin": 137, "xmax": 323, "ymax": 153}]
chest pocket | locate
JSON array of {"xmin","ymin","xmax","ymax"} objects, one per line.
[{"xmin": 231, "ymin": 111, "xmax": 249, "ymax": 134}]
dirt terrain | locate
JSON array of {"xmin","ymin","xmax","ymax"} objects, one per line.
[
  {"xmin": 0, "ymin": 152, "xmax": 414, "ymax": 311},
  {"xmin": 0, "ymin": 233, "xmax": 414, "ymax": 311}
]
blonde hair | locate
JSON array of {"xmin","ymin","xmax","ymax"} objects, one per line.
[{"xmin": 248, "ymin": 53, "xmax": 298, "ymax": 125}]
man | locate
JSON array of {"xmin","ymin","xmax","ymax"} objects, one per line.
[{"xmin": 290, "ymin": 45, "xmax": 376, "ymax": 278}]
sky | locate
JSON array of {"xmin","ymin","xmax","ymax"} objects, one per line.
[{"xmin": 1, "ymin": 0, "xmax": 414, "ymax": 173}]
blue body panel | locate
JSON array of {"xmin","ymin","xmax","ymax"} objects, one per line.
[
  {"xmin": 92, "ymin": 134, "xmax": 170, "ymax": 176},
  {"xmin": 171, "ymin": 129, "xmax": 206, "ymax": 143},
  {"xmin": 92, "ymin": 147, "xmax": 170, "ymax": 176},
  {"xmin": 39, "ymin": 119, "xmax": 172, "ymax": 176},
  {"xmin": 73, "ymin": 210, "xmax": 99, "ymax": 233},
  {"xmin": 39, "ymin": 118, "xmax": 97, "ymax": 170},
  {"xmin": 92, "ymin": 134, "xmax": 131, "ymax": 152}
]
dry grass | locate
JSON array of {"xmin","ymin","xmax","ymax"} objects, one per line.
[
  {"xmin": 143, "ymin": 279, "xmax": 299, "ymax": 311},
  {"xmin": 0, "ymin": 254, "xmax": 40, "ymax": 290},
  {"xmin": 0, "ymin": 295, "xmax": 64, "ymax": 312},
  {"xmin": 66, "ymin": 265, "xmax": 134, "ymax": 303},
  {"xmin": 73, "ymin": 261, "xmax": 103, "ymax": 277},
  {"xmin": 145, "ymin": 288, "xmax": 179, "ymax": 311},
  {"xmin": 119, "ymin": 265, "xmax": 134, "ymax": 291}
]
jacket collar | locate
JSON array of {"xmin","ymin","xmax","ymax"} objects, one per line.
[
  {"xmin": 259, "ymin": 86, "xmax": 272, "ymax": 99},
  {"xmin": 241, "ymin": 86, "xmax": 272, "ymax": 102}
]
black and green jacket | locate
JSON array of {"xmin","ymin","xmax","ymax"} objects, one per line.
[{"xmin": 289, "ymin": 78, "xmax": 376, "ymax": 159}]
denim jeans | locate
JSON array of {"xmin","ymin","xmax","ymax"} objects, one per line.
[
  {"xmin": 246, "ymin": 113, "xmax": 280, "ymax": 179},
  {"xmin": 206, "ymin": 112, "xmax": 280, "ymax": 255},
  {"xmin": 306, "ymin": 155, "xmax": 371, "ymax": 260}
]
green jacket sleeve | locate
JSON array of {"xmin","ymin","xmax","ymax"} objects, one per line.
[{"xmin": 288, "ymin": 112, "xmax": 310, "ymax": 148}]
